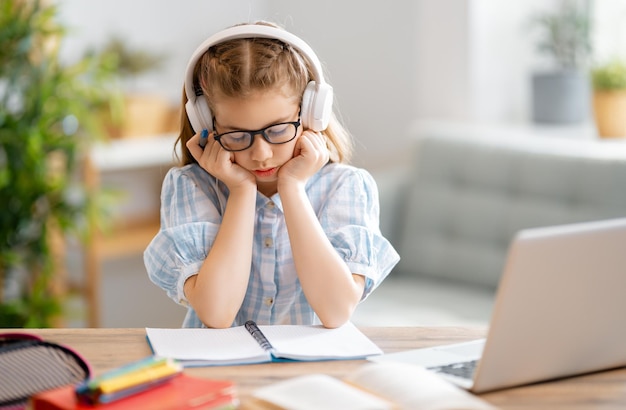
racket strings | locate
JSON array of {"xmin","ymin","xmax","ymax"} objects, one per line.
[{"xmin": 0, "ymin": 341, "xmax": 88, "ymax": 407}]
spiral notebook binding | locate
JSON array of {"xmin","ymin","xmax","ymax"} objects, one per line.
[{"xmin": 244, "ymin": 321, "xmax": 274, "ymax": 351}]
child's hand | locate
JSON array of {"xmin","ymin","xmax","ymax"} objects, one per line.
[
  {"xmin": 187, "ymin": 130, "xmax": 256, "ymax": 190},
  {"xmin": 278, "ymin": 130, "xmax": 329, "ymax": 189}
]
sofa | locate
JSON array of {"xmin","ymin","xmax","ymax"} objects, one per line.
[{"xmin": 357, "ymin": 124, "xmax": 626, "ymax": 326}]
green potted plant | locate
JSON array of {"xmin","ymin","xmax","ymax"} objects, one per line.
[
  {"xmin": 591, "ymin": 60, "xmax": 626, "ymax": 138},
  {"xmin": 0, "ymin": 0, "xmax": 117, "ymax": 327},
  {"xmin": 529, "ymin": 0, "xmax": 592, "ymax": 124}
]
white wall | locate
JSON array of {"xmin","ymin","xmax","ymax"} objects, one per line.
[
  {"xmin": 265, "ymin": 0, "xmax": 420, "ymax": 167},
  {"xmin": 470, "ymin": 1, "xmax": 530, "ymax": 123},
  {"xmin": 593, "ymin": 0, "xmax": 626, "ymax": 63},
  {"xmin": 57, "ymin": 0, "xmax": 269, "ymax": 102}
]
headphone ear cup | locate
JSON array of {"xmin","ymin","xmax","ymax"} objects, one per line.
[
  {"xmin": 185, "ymin": 96, "xmax": 213, "ymax": 133},
  {"xmin": 301, "ymin": 81, "xmax": 333, "ymax": 132}
]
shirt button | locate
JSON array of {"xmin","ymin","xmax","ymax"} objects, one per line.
[
  {"xmin": 267, "ymin": 201, "xmax": 275, "ymax": 209},
  {"xmin": 264, "ymin": 297, "xmax": 274, "ymax": 306},
  {"xmin": 264, "ymin": 237, "xmax": 273, "ymax": 247}
]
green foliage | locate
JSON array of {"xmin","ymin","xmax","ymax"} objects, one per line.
[
  {"xmin": 591, "ymin": 60, "xmax": 626, "ymax": 91},
  {"xmin": 97, "ymin": 36, "xmax": 167, "ymax": 78},
  {"xmin": 0, "ymin": 0, "xmax": 117, "ymax": 327},
  {"xmin": 530, "ymin": 0, "xmax": 592, "ymax": 70}
]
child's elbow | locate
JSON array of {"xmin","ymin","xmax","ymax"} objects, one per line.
[
  {"xmin": 318, "ymin": 309, "xmax": 353, "ymax": 329},
  {"xmin": 200, "ymin": 316, "xmax": 235, "ymax": 329},
  {"xmin": 193, "ymin": 301, "xmax": 236, "ymax": 329},
  {"xmin": 320, "ymin": 319, "xmax": 346, "ymax": 329},
  {"xmin": 317, "ymin": 294, "xmax": 362, "ymax": 328}
]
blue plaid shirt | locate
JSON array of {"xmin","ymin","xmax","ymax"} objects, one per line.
[{"xmin": 144, "ymin": 162, "xmax": 399, "ymax": 328}]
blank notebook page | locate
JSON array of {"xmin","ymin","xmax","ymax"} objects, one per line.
[
  {"xmin": 259, "ymin": 322, "xmax": 382, "ymax": 359},
  {"xmin": 146, "ymin": 327, "xmax": 267, "ymax": 361}
]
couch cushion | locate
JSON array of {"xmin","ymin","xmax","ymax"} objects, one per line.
[
  {"xmin": 394, "ymin": 132, "xmax": 626, "ymax": 288},
  {"xmin": 352, "ymin": 276, "xmax": 494, "ymax": 326}
]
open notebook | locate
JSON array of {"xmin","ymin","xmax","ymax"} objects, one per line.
[
  {"xmin": 371, "ymin": 218, "xmax": 626, "ymax": 393},
  {"xmin": 146, "ymin": 321, "xmax": 382, "ymax": 367}
]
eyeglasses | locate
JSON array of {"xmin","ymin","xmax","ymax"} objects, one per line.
[{"xmin": 213, "ymin": 114, "xmax": 301, "ymax": 152}]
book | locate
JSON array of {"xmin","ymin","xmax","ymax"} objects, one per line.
[
  {"xmin": 243, "ymin": 362, "xmax": 496, "ymax": 410},
  {"xmin": 145, "ymin": 321, "xmax": 383, "ymax": 367},
  {"xmin": 29, "ymin": 374, "xmax": 237, "ymax": 410}
]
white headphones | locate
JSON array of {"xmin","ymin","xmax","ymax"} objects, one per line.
[{"xmin": 184, "ymin": 24, "xmax": 334, "ymax": 134}]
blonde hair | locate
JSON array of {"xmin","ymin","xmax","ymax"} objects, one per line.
[{"xmin": 176, "ymin": 21, "xmax": 353, "ymax": 166}]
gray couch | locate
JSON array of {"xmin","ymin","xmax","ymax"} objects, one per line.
[{"xmin": 362, "ymin": 126, "xmax": 626, "ymax": 325}]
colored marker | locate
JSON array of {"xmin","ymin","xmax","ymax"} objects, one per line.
[{"xmin": 199, "ymin": 129, "xmax": 209, "ymax": 148}]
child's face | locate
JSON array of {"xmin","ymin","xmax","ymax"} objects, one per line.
[{"xmin": 212, "ymin": 90, "xmax": 302, "ymax": 196}]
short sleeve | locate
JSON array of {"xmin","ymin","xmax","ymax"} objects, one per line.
[
  {"xmin": 314, "ymin": 166, "xmax": 400, "ymax": 300},
  {"xmin": 143, "ymin": 165, "xmax": 225, "ymax": 306}
]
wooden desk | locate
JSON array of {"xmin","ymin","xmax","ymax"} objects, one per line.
[{"xmin": 15, "ymin": 327, "xmax": 626, "ymax": 409}]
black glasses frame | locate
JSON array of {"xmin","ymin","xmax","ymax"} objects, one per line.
[{"xmin": 213, "ymin": 115, "xmax": 301, "ymax": 152}]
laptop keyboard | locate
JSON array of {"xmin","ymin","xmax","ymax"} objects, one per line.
[{"xmin": 428, "ymin": 359, "xmax": 478, "ymax": 380}]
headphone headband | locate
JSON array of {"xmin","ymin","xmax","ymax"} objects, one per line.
[
  {"xmin": 184, "ymin": 24, "xmax": 333, "ymax": 133},
  {"xmin": 184, "ymin": 25, "xmax": 327, "ymax": 101}
]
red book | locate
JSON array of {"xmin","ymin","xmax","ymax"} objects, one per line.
[{"xmin": 29, "ymin": 374, "xmax": 237, "ymax": 410}]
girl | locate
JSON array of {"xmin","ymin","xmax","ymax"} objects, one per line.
[{"xmin": 144, "ymin": 21, "xmax": 399, "ymax": 329}]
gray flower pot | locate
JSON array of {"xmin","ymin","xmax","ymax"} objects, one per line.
[{"xmin": 531, "ymin": 70, "xmax": 590, "ymax": 124}]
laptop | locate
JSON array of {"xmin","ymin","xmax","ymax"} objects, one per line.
[{"xmin": 370, "ymin": 218, "xmax": 626, "ymax": 393}]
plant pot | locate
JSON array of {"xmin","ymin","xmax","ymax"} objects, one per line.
[
  {"xmin": 120, "ymin": 94, "xmax": 175, "ymax": 138},
  {"xmin": 592, "ymin": 90, "xmax": 626, "ymax": 138},
  {"xmin": 532, "ymin": 70, "xmax": 590, "ymax": 124}
]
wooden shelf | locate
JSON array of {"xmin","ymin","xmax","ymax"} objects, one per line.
[
  {"xmin": 99, "ymin": 220, "xmax": 160, "ymax": 260},
  {"xmin": 90, "ymin": 133, "xmax": 178, "ymax": 171},
  {"xmin": 80, "ymin": 135, "xmax": 176, "ymax": 327}
]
